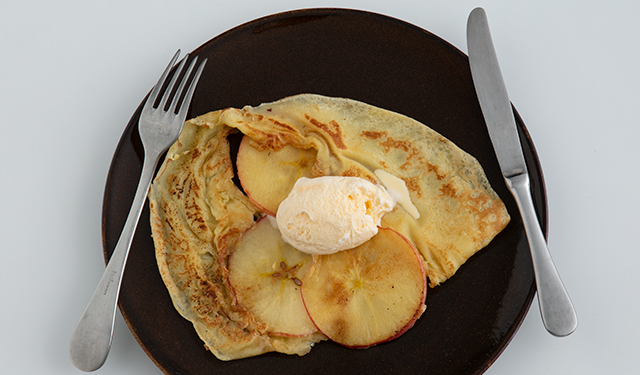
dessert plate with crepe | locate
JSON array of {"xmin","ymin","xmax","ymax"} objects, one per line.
[{"xmin": 101, "ymin": 8, "xmax": 546, "ymax": 375}]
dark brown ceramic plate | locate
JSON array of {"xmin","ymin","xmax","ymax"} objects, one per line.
[{"xmin": 102, "ymin": 8, "xmax": 545, "ymax": 375}]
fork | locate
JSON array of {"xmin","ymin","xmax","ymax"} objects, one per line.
[{"xmin": 69, "ymin": 50, "xmax": 206, "ymax": 372}]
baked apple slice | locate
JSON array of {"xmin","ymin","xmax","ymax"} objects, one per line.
[
  {"xmin": 236, "ymin": 136, "xmax": 317, "ymax": 215},
  {"xmin": 301, "ymin": 227, "xmax": 426, "ymax": 348},
  {"xmin": 228, "ymin": 217, "xmax": 317, "ymax": 337}
]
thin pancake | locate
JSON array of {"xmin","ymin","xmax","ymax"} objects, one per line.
[
  {"xmin": 149, "ymin": 123, "xmax": 325, "ymax": 361},
  {"xmin": 149, "ymin": 94, "xmax": 510, "ymax": 360},
  {"xmin": 202, "ymin": 94, "xmax": 511, "ymax": 286}
]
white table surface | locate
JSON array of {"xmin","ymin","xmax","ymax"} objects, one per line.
[{"xmin": 2, "ymin": 0, "xmax": 638, "ymax": 374}]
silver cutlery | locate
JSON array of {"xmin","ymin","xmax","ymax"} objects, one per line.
[
  {"xmin": 466, "ymin": 7, "xmax": 577, "ymax": 337},
  {"xmin": 69, "ymin": 50, "xmax": 207, "ymax": 371}
]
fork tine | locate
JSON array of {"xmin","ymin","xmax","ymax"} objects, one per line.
[
  {"xmin": 176, "ymin": 58, "xmax": 207, "ymax": 120},
  {"xmin": 143, "ymin": 50, "xmax": 181, "ymax": 113},
  {"xmin": 157, "ymin": 53, "xmax": 189, "ymax": 112},
  {"xmin": 169, "ymin": 56, "xmax": 198, "ymax": 114}
]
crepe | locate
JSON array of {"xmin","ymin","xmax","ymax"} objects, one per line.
[
  {"xmin": 148, "ymin": 94, "xmax": 510, "ymax": 360},
  {"xmin": 216, "ymin": 94, "xmax": 510, "ymax": 286},
  {"xmin": 149, "ymin": 124, "xmax": 326, "ymax": 360}
]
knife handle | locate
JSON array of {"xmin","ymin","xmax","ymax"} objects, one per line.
[{"xmin": 506, "ymin": 173, "xmax": 578, "ymax": 337}]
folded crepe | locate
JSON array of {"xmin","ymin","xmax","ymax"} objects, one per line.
[{"xmin": 148, "ymin": 94, "xmax": 510, "ymax": 360}]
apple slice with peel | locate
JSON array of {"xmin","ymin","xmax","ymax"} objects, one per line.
[
  {"xmin": 301, "ymin": 227, "xmax": 426, "ymax": 348},
  {"xmin": 228, "ymin": 217, "xmax": 317, "ymax": 337},
  {"xmin": 236, "ymin": 135, "xmax": 317, "ymax": 216}
]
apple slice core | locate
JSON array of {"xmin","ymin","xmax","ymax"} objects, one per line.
[
  {"xmin": 301, "ymin": 227, "xmax": 427, "ymax": 348},
  {"xmin": 228, "ymin": 217, "xmax": 317, "ymax": 337}
]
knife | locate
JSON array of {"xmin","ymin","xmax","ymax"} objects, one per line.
[{"xmin": 466, "ymin": 7, "xmax": 577, "ymax": 336}]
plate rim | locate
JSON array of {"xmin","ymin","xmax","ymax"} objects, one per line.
[{"xmin": 102, "ymin": 7, "xmax": 546, "ymax": 375}]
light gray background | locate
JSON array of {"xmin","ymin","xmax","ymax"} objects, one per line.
[{"xmin": 2, "ymin": 1, "xmax": 637, "ymax": 374}]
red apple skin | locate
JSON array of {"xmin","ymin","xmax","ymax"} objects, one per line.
[
  {"xmin": 246, "ymin": 194, "xmax": 276, "ymax": 218},
  {"xmin": 300, "ymin": 227, "xmax": 427, "ymax": 349}
]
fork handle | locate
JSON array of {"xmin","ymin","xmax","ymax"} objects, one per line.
[
  {"xmin": 69, "ymin": 152, "xmax": 159, "ymax": 371},
  {"xmin": 506, "ymin": 173, "xmax": 578, "ymax": 337}
]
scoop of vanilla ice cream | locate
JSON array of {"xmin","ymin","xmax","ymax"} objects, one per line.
[{"xmin": 275, "ymin": 176, "xmax": 395, "ymax": 255}]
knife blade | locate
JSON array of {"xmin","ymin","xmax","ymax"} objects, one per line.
[{"xmin": 467, "ymin": 7, "xmax": 577, "ymax": 336}]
